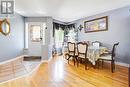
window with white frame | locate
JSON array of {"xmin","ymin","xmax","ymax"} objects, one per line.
[
  {"xmin": 24, "ymin": 23, "xmax": 46, "ymax": 49},
  {"xmin": 30, "ymin": 25, "xmax": 41, "ymax": 42}
]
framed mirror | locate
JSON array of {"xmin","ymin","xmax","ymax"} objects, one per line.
[{"xmin": 0, "ymin": 19, "xmax": 10, "ymax": 36}]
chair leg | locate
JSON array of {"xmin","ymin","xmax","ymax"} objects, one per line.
[
  {"xmin": 94, "ymin": 60, "xmax": 98, "ymax": 69},
  {"xmin": 73, "ymin": 57, "xmax": 75, "ymax": 66},
  {"xmin": 97, "ymin": 60, "xmax": 100, "ymax": 69},
  {"xmin": 95, "ymin": 60, "xmax": 100, "ymax": 69},
  {"xmin": 67, "ymin": 56, "xmax": 71, "ymax": 64},
  {"xmin": 64, "ymin": 54, "xmax": 67, "ymax": 59},
  {"xmin": 85, "ymin": 58, "xmax": 88, "ymax": 70},
  {"xmin": 113, "ymin": 61, "xmax": 115, "ymax": 71},
  {"xmin": 111, "ymin": 60, "xmax": 115, "ymax": 73},
  {"xmin": 102, "ymin": 60, "xmax": 104, "ymax": 68},
  {"xmin": 111, "ymin": 61, "xmax": 113, "ymax": 73},
  {"xmin": 77, "ymin": 57, "xmax": 79, "ymax": 67},
  {"xmin": 75, "ymin": 57, "xmax": 78, "ymax": 67}
]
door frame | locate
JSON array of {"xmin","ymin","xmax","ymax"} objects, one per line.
[{"xmin": 27, "ymin": 22, "xmax": 44, "ymax": 56}]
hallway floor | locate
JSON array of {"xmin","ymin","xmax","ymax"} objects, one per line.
[{"xmin": 0, "ymin": 58, "xmax": 41, "ymax": 83}]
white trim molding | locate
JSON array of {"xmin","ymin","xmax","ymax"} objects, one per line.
[
  {"xmin": 42, "ymin": 57, "xmax": 53, "ymax": 63},
  {"xmin": 105, "ymin": 61, "xmax": 129, "ymax": 68},
  {"xmin": 115, "ymin": 62, "xmax": 129, "ymax": 67},
  {"xmin": 0, "ymin": 55, "xmax": 27, "ymax": 65}
]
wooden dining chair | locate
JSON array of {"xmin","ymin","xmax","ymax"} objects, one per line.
[
  {"xmin": 63, "ymin": 43, "xmax": 69, "ymax": 59},
  {"xmin": 77, "ymin": 42, "xmax": 88, "ymax": 70},
  {"xmin": 92, "ymin": 41, "xmax": 102, "ymax": 46},
  {"xmin": 98, "ymin": 42, "xmax": 119, "ymax": 73},
  {"xmin": 67, "ymin": 42, "xmax": 77, "ymax": 66}
]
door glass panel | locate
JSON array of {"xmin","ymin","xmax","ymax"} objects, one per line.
[{"xmin": 30, "ymin": 25, "xmax": 41, "ymax": 42}]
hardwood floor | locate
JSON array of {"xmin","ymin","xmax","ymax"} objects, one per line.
[{"xmin": 0, "ymin": 56, "xmax": 128, "ymax": 87}]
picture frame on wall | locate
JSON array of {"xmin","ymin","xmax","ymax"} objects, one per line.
[{"xmin": 84, "ymin": 16, "xmax": 108, "ymax": 33}]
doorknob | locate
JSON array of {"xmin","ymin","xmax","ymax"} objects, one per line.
[{"xmin": 40, "ymin": 37, "xmax": 42, "ymax": 40}]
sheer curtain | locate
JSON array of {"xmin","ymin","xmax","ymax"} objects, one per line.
[
  {"xmin": 64, "ymin": 24, "xmax": 78, "ymax": 43},
  {"xmin": 67, "ymin": 27, "xmax": 77, "ymax": 42},
  {"xmin": 54, "ymin": 26, "xmax": 64, "ymax": 55},
  {"xmin": 53, "ymin": 22, "xmax": 77, "ymax": 55}
]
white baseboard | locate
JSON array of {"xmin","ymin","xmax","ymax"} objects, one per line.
[
  {"xmin": 42, "ymin": 60, "xmax": 48, "ymax": 63},
  {"xmin": 41, "ymin": 57, "xmax": 53, "ymax": 63},
  {"xmin": 105, "ymin": 61, "xmax": 129, "ymax": 67},
  {"xmin": 0, "ymin": 55, "xmax": 27, "ymax": 65},
  {"xmin": 115, "ymin": 62, "xmax": 129, "ymax": 67}
]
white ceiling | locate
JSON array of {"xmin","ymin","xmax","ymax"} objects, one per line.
[{"xmin": 15, "ymin": 0, "xmax": 130, "ymax": 22}]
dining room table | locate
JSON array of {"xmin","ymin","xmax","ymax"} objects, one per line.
[
  {"xmin": 63, "ymin": 42, "xmax": 108, "ymax": 66},
  {"xmin": 87, "ymin": 46, "xmax": 108, "ymax": 65},
  {"xmin": 75, "ymin": 44, "xmax": 108, "ymax": 65}
]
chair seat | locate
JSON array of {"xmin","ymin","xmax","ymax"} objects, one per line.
[
  {"xmin": 69, "ymin": 52, "xmax": 74, "ymax": 56},
  {"xmin": 64, "ymin": 51, "xmax": 68, "ymax": 54},
  {"xmin": 75, "ymin": 51, "xmax": 78, "ymax": 56},
  {"xmin": 99, "ymin": 55, "xmax": 112, "ymax": 60},
  {"xmin": 67, "ymin": 52, "xmax": 78, "ymax": 56},
  {"xmin": 102, "ymin": 51, "xmax": 112, "ymax": 55},
  {"xmin": 78, "ymin": 54, "xmax": 86, "ymax": 58}
]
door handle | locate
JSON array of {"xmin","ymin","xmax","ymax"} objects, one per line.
[{"xmin": 40, "ymin": 37, "xmax": 42, "ymax": 40}]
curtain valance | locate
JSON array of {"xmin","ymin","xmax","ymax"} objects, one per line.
[{"xmin": 53, "ymin": 22, "xmax": 75, "ymax": 30}]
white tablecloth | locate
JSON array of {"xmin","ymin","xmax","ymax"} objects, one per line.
[
  {"xmin": 64, "ymin": 45, "xmax": 108, "ymax": 65},
  {"xmin": 87, "ymin": 46, "xmax": 107, "ymax": 65}
]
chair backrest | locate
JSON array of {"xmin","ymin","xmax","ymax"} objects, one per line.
[
  {"xmin": 112, "ymin": 42, "xmax": 119, "ymax": 60},
  {"xmin": 68, "ymin": 42, "xmax": 75, "ymax": 52},
  {"xmin": 92, "ymin": 41, "xmax": 101, "ymax": 49},
  {"xmin": 92, "ymin": 41, "xmax": 101, "ymax": 46},
  {"xmin": 77, "ymin": 42, "xmax": 88, "ymax": 57},
  {"xmin": 86, "ymin": 41, "xmax": 91, "ymax": 46}
]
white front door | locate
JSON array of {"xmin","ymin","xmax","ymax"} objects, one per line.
[{"xmin": 28, "ymin": 22, "xmax": 44, "ymax": 56}]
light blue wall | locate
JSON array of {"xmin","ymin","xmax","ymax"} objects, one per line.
[
  {"xmin": 0, "ymin": 13, "xmax": 25, "ymax": 62},
  {"xmin": 73, "ymin": 6, "xmax": 130, "ymax": 64}
]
